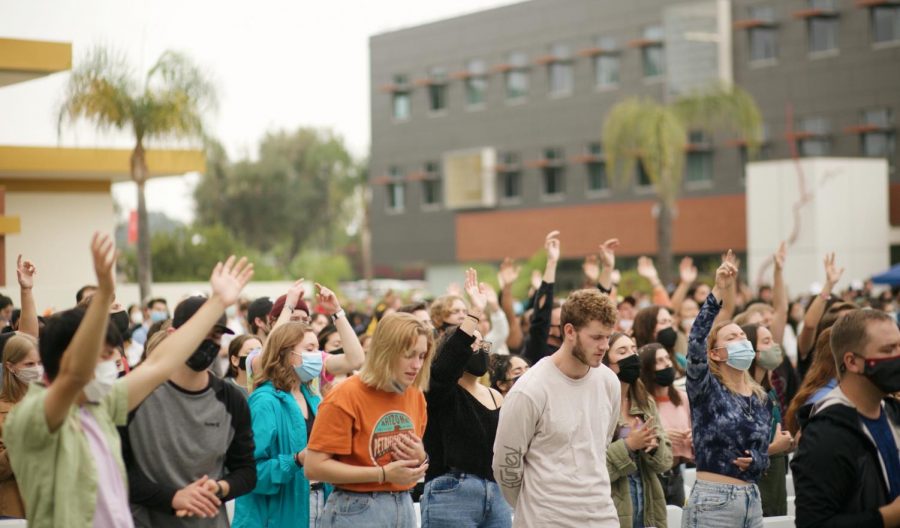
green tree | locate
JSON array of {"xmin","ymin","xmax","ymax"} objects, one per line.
[
  {"xmin": 59, "ymin": 47, "xmax": 217, "ymax": 301},
  {"xmin": 194, "ymin": 128, "xmax": 361, "ymax": 267},
  {"xmin": 602, "ymin": 84, "xmax": 762, "ymax": 284}
]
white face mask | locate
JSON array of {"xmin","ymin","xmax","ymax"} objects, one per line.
[
  {"xmin": 618, "ymin": 319, "xmax": 634, "ymax": 331},
  {"xmin": 130, "ymin": 312, "xmax": 144, "ymax": 325},
  {"xmin": 83, "ymin": 360, "xmax": 118, "ymax": 404},
  {"xmin": 681, "ymin": 317, "xmax": 696, "ymax": 333},
  {"xmin": 13, "ymin": 365, "xmax": 44, "ymax": 384}
]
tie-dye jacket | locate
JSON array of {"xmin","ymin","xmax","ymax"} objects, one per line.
[{"xmin": 686, "ymin": 293, "xmax": 771, "ymax": 483}]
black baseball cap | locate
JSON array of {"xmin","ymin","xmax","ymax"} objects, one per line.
[{"xmin": 172, "ymin": 296, "xmax": 234, "ymax": 334}]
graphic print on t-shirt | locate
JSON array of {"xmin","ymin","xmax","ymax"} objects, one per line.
[{"xmin": 369, "ymin": 411, "xmax": 415, "ymax": 465}]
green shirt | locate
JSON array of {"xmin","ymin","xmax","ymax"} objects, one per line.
[{"xmin": 3, "ymin": 380, "xmax": 129, "ymax": 528}]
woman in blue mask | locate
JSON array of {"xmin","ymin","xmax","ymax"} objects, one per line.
[{"xmin": 683, "ymin": 252, "xmax": 771, "ymax": 528}]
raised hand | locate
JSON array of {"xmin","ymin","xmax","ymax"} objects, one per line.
[
  {"xmin": 498, "ymin": 257, "xmax": 520, "ymax": 289},
  {"xmin": 715, "ymin": 251, "xmax": 738, "ymax": 291},
  {"xmin": 315, "ymin": 283, "xmax": 342, "ymax": 315},
  {"xmin": 446, "ymin": 282, "xmax": 462, "ymax": 297},
  {"xmin": 16, "ymin": 255, "xmax": 36, "ymax": 290},
  {"xmin": 824, "ymin": 252, "xmax": 844, "ymax": 287},
  {"xmin": 530, "ymin": 269, "xmax": 542, "ymax": 291},
  {"xmin": 210, "ymin": 256, "xmax": 254, "ymax": 306},
  {"xmin": 464, "ymin": 268, "xmax": 488, "ymax": 314},
  {"xmin": 637, "ymin": 256, "xmax": 661, "ymax": 286},
  {"xmin": 90, "ymin": 233, "xmax": 116, "ymax": 294},
  {"xmin": 679, "ymin": 257, "xmax": 698, "ymax": 285},
  {"xmin": 582, "ymin": 255, "xmax": 600, "ymax": 283},
  {"xmin": 481, "ymin": 282, "xmax": 500, "ymax": 311},
  {"xmin": 773, "ymin": 241, "xmax": 787, "ymax": 271},
  {"xmin": 545, "ymin": 230, "xmax": 561, "ymax": 262},
  {"xmin": 285, "ymin": 278, "xmax": 305, "ymax": 306},
  {"xmin": 598, "ymin": 238, "xmax": 619, "ymax": 270}
]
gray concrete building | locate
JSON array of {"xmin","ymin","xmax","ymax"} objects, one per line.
[{"xmin": 368, "ymin": 0, "xmax": 900, "ymax": 281}]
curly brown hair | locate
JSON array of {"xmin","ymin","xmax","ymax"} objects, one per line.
[
  {"xmin": 561, "ymin": 289, "xmax": 617, "ymax": 331},
  {"xmin": 256, "ymin": 322, "xmax": 315, "ymax": 392}
]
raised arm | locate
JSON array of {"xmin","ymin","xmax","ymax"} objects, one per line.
[
  {"xmin": 44, "ymin": 234, "xmax": 116, "ymax": 432},
  {"xmin": 15, "ymin": 255, "xmax": 38, "ymax": 338},
  {"xmin": 797, "ymin": 253, "xmax": 843, "ymax": 360},
  {"xmin": 686, "ymin": 255, "xmax": 736, "ymax": 398},
  {"xmin": 770, "ymin": 242, "xmax": 789, "ymax": 346},
  {"xmin": 318, "ymin": 283, "xmax": 364, "ymax": 375},
  {"xmin": 596, "ymin": 238, "xmax": 619, "ymax": 294},
  {"xmin": 273, "ymin": 279, "xmax": 305, "ymax": 332},
  {"xmin": 671, "ymin": 257, "xmax": 697, "ymax": 317},
  {"xmin": 638, "ymin": 257, "xmax": 671, "ymax": 308},
  {"xmin": 498, "ymin": 258, "xmax": 523, "ymax": 351},
  {"xmin": 522, "ymin": 231, "xmax": 559, "ymax": 364},
  {"xmin": 712, "ymin": 251, "xmax": 739, "ymax": 326},
  {"xmin": 124, "ymin": 256, "xmax": 254, "ymax": 411}
]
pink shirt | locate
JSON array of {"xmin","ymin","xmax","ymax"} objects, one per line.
[
  {"xmin": 654, "ymin": 390, "xmax": 694, "ymax": 461},
  {"xmin": 80, "ymin": 408, "xmax": 134, "ymax": 528}
]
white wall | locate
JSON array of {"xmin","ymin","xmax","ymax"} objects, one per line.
[{"xmin": 746, "ymin": 158, "xmax": 890, "ymax": 297}]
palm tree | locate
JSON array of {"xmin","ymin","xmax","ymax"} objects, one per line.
[
  {"xmin": 602, "ymin": 84, "xmax": 762, "ymax": 284},
  {"xmin": 59, "ymin": 47, "xmax": 217, "ymax": 301}
]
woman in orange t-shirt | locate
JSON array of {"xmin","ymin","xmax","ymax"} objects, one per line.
[{"xmin": 305, "ymin": 312, "xmax": 434, "ymax": 528}]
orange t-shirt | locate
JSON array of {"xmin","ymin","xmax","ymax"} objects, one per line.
[{"xmin": 307, "ymin": 375, "xmax": 427, "ymax": 492}]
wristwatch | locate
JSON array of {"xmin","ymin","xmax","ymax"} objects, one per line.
[
  {"xmin": 331, "ymin": 309, "xmax": 346, "ymax": 322},
  {"xmin": 213, "ymin": 481, "xmax": 225, "ymax": 499}
]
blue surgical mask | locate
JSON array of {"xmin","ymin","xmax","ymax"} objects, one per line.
[
  {"xmin": 294, "ymin": 351, "xmax": 324, "ymax": 383},
  {"xmin": 149, "ymin": 310, "xmax": 168, "ymax": 323},
  {"xmin": 724, "ymin": 340, "xmax": 756, "ymax": 371}
]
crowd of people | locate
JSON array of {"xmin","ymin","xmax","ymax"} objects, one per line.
[{"xmin": 0, "ymin": 230, "xmax": 898, "ymax": 528}]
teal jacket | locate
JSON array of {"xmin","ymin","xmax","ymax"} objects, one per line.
[{"xmin": 233, "ymin": 382, "xmax": 323, "ymax": 528}]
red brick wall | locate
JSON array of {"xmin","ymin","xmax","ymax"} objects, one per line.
[
  {"xmin": 455, "ymin": 194, "xmax": 747, "ymax": 261},
  {"xmin": 890, "ymin": 183, "xmax": 900, "ymax": 227}
]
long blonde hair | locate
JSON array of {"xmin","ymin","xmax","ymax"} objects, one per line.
[
  {"xmin": 257, "ymin": 322, "xmax": 315, "ymax": 393},
  {"xmin": 707, "ymin": 320, "xmax": 767, "ymax": 400},
  {"xmin": 360, "ymin": 313, "xmax": 434, "ymax": 392},
  {"xmin": 1, "ymin": 334, "xmax": 39, "ymax": 404}
]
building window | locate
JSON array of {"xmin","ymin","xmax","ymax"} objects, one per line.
[
  {"xmin": 592, "ymin": 37, "xmax": 620, "ymax": 89},
  {"xmin": 391, "ymin": 74, "xmax": 411, "ymax": 121},
  {"xmin": 386, "ymin": 166, "xmax": 405, "ymax": 212},
  {"xmin": 739, "ymin": 125, "xmax": 772, "ymax": 183},
  {"xmin": 547, "ymin": 43, "xmax": 573, "ymax": 96},
  {"xmin": 860, "ymin": 108, "xmax": 896, "ymax": 159},
  {"xmin": 641, "ymin": 26, "xmax": 665, "ymax": 78},
  {"xmin": 586, "ymin": 143, "xmax": 608, "ymax": 192},
  {"xmin": 748, "ymin": 6, "xmax": 777, "ymax": 62},
  {"xmin": 505, "ymin": 52, "xmax": 529, "ymax": 101},
  {"xmin": 871, "ymin": 6, "xmax": 900, "ymax": 44},
  {"xmin": 542, "ymin": 148, "xmax": 565, "ymax": 197},
  {"xmin": 636, "ymin": 161, "xmax": 653, "ymax": 188},
  {"xmin": 427, "ymin": 68, "xmax": 447, "ymax": 113},
  {"xmin": 797, "ymin": 117, "xmax": 831, "ymax": 156},
  {"xmin": 806, "ymin": 0, "xmax": 839, "ymax": 54},
  {"xmin": 422, "ymin": 161, "xmax": 441, "ymax": 207},
  {"xmin": 498, "ymin": 152, "xmax": 522, "ymax": 201},
  {"xmin": 465, "ymin": 59, "xmax": 488, "ymax": 107},
  {"xmin": 685, "ymin": 132, "xmax": 713, "ymax": 185}
]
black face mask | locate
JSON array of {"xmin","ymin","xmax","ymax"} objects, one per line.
[
  {"xmin": 656, "ymin": 327, "xmax": 678, "ymax": 350},
  {"xmin": 110, "ymin": 311, "xmax": 130, "ymax": 336},
  {"xmin": 614, "ymin": 354, "xmax": 641, "ymax": 384},
  {"xmin": 654, "ymin": 366, "xmax": 676, "ymax": 387},
  {"xmin": 466, "ymin": 350, "xmax": 490, "ymax": 377},
  {"xmin": 237, "ymin": 356, "xmax": 248, "ymax": 371},
  {"xmin": 186, "ymin": 339, "xmax": 220, "ymax": 372},
  {"xmin": 328, "ymin": 348, "xmax": 345, "ymax": 356},
  {"xmin": 862, "ymin": 355, "xmax": 900, "ymax": 394}
]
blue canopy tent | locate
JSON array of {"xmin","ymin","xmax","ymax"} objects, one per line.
[{"xmin": 871, "ymin": 264, "xmax": 900, "ymax": 286}]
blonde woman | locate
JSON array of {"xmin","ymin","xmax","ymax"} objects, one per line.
[
  {"xmin": 683, "ymin": 253, "xmax": 771, "ymax": 528},
  {"xmin": 305, "ymin": 313, "xmax": 434, "ymax": 528},
  {"xmin": 430, "ymin": 295, "xmax": 468, "ymax": 336},
  {"xmin": 0, "ymin": 334, "xmax": 42, "ymax": 519}
]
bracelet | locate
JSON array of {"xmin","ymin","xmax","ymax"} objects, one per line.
[
  {"xmin": 466, "ymin": 313, "xmax": 482, "ymax": 322},
  {"xmin": 286, "ymin": 303, "xmax": 295, "ymax": 313},
  {"xmin": 294, "ymin": 452, "xmax": 303, "ymax": 468},
  {"xmin": 213, "ymin": 480, "xmax": 224, "ymax": 499},
  {"xmin": 597, "ymin": 283, "xmax": 612, "ymax": 295},
  {"xmin": 379, "ymin": 466, "xmax": 386, "ymax": 484},
  {"xmin": 331, "ymin": 308, "xmax": 346, "ymax": 322}
]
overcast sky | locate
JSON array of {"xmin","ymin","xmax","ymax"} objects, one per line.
[{"xmin": 0, "ymin": 0, "xmax": 519, "ymax": 222}]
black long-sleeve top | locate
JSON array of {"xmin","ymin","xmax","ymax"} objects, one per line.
[
  {"xmin": 423, "ymin": 328, "xmax": 500, "ymax": 482},
  {"xmin": 522, "ymin": 280, "xmax": 555, "ymax": 365}
]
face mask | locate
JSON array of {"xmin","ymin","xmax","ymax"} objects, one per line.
[
  {"xmin": 681, "ymin": 318, "xmax": 696, "ymax": 333},
  {"xmin": 756, "ymin": 344, "xmax": 783, "ymax": 371},
  {"xmin": 656, "ymin": 327, "xmax": 678, "ymax": 349},
  {"xmin": 294, "ymin": 351, "xmax": 324, "ymax": 383},
  {"xmin": 618, "ymin": 319, "xmax": 634, "ymax": 331},
  {"xmin": 723, "ymin": 340, "xmax": 756, "ymax": 371},
  {"xmin": 83, "ymin": 360, "xmax": 118, "ymax": 403},
  {"xmin": 149, "ymin": 310, "xmax": 168, "ymax": 323},
  {"xmin": 185, "ymin": 339, "xmax": 220, "ymax": 372},
  {"xmin": 110, "ymin": 311, "xmax": 130, "ymax": 336},
  {"xmin": 237, "ymin": 356, "xmax": 248, "ymax": 371},
  {"xmin": 860, "ymin": 355, "xmax": 900, "ymax": 394},
  {"xmin": 466, "ymin": 350, "xmax": 490, "ymax": 377},
  {"xmin": 328, "ymin": 347, "xmax": 345, "ymax": 355},
  {"xmin": 225, "ymin": 305, "xmax": 238, "ymax": 318},
  {"xmin": 614, "ymin": 354, "xmax": 641, "ymax": 384},
  {"xmin": 654, "ymin": 366, "xmax": 676, "ymax": 387},
  {"xmin": 13, "ymin": 365, "xmax": 44, "ymax": 384},
  {"xmin": 131, "ymin": 311, "xmax": 144, "ymax": 325}
]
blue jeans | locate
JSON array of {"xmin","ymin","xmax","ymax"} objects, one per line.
[
  {"xmin": 321, "ymin": 489, "xmax": 415, "ymax": 528},
  {"xmin": 310, "ymin": 487, "xmax": 326, "ymax": 528},
  {"xmin": 683, "ymin": 480, "xmax": 763, "ymax": 528},
  {"xmin": 627, "ymin": 472, "xmax": 644, "ymax": 528},
  {"xmin": 421, "ymin": 473, "xmax": 512, "ymax": 528}
]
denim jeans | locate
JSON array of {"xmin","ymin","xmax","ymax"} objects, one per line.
[
  {"xmin": 321, "ymin": 489, "xmax": 415, "ymax": 528},
  {"xmin": 682, "ymin": 480, "xmax": 763, "ymax": 528},
  {"xmin": 420, "ymin": 472, "xmax": 512, "ymax": 528},
  {"xmin": 627, "ymin": 472, "xmax": 644, "ymax": 528},
  {"xmin": 309, "ymin": 487, "xmax": 326, "ymax": 528}
]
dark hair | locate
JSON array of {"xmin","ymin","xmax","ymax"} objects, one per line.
[
  {"xmin": 398, "ymin": 302, "xmax": 428, "ymax": 314},
  {"xmin": 741, "ymin": 323, "xmax": 772, "ymax": 391},
  {"xmin": 146, "ymin": 297, "xmax": 167, "ymax": 310},
  {"xmin": 10, "ymin": 309, "xmax": 21, "ymax": 329},
  {"xmin": 0, "ymin": 295, "xmax": 12, "ymax": 311},
  {"xmin": 603, "ymin": 333, "xmax": 649, "ymax": 409},
  {"xmin": 39, "ymin": 306, "xmax": 121, "ymax": 382},
  {"xmin": 489, "ymin": 353, "xmax": 530, "ymax": 391},
  {"xmin": 318, "ymin": 324, "xmax": 339, "ymax": 350},
  {"xmin": 145, "ymin": 318, "xmax": 171, "ymax": 345},
  {"xmin": 638, "ymin": 343, "xmax": 683, "ymax": 407},
  {"xmin": 633, "ymin": 305, "xmax": 663, "ymax": 348},
  {"xmin": 247, "ymin": 297, "xmax": 274, "ymax": 334},
  {"xmin": 74, "ymin": 286, "xmax": 96, "ymax": 304},
  {"xmin": 227, "ymin": 335, "xmax": 259, "ymax": 378}
]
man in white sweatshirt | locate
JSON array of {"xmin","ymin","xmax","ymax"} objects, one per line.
[{"xmin": 493, "ymin": 288, "xmax": 620, "ymax": 527}]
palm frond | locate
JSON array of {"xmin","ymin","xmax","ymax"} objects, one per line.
[
  {"xmin": 57, "ymin": 46, "xmax": 137, "ymax": 137},
  {"xmin": 142, "ymin": 51, "xmax": 218, "ymax": 141},
  {"xmin": 671, "ymin": 83, "xmax": 764, "ymax": 157}
]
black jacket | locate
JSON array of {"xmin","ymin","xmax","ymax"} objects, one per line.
[{"xmin": 791, "ymin": 387, "xmax": 900, "ymax": 528}]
